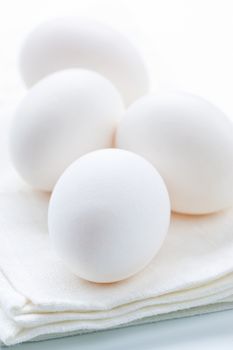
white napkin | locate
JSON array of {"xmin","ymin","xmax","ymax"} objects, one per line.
[
  {"xmin": 0, "ymin": 107, "xmax": 233, "ymax": 346},
  {"xmin": 1, "ymin": 161, "xmax": 233, "ymax": 346}
]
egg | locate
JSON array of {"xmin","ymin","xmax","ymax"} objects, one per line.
[
  {"xmin": 116, "ymin": 92, "xmax": 233, "ymax": 215},
  {"xmin": 10, "ymin": 69, "xmax": 124, "ymax": 191},
  {"xmin": 19, "ymin": 17, "xmax": 149, "ymax": 106},
  {"xmin": 48, "ymin": 149, "xmax": 170, "ymax": 283}
]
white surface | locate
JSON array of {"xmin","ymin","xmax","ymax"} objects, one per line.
[
  {"xmin": 1, "ymin": 0, "xmax": 233, "ymax": 347},
  {"xmin": 1, "ymin": 309, "xmax": 233, "ymax": 349},
  {"xmin": 1, "ymin": 158, "xmax": 233, "ymax": 345}
]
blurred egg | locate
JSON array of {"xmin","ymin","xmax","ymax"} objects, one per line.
[
  {"xmin": 10, "ymin": 69, "xmax": 124, "ymax": 191},
  {"xmin": 48, "ymin": 149, "xmax": 170, "ymax": 283},
  {"xmin": 19, "ymin": 17, "xmax": 149, "ymax": 106},
  {"xmin": 116, "ymin": 92, "xmax": 233, "ymax": 214}
]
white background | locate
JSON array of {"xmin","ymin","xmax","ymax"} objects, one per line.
[
  {"xmin": 1, "ymin": 1, "xmax": 233, "ymax": 348},
  {"xmin": 1, "ymin": 0, "xmax": 233, "ymax": 121}
]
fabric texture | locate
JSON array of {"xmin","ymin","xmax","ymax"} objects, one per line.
[{"xmin": 1, "ymin": 163, "xmax": 233, "ymax": 345}]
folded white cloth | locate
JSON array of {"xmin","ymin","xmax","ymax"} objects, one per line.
[{"xmin": 1, "ymin": 160, "xmax": 233, "ymax": 345}]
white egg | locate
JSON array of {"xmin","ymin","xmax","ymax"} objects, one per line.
[
  {"xmin": 116, "ymin": 92, "xmax": 233, "ymax": 215},
  {"xmin": 48, "ymin": 149, "xmax": 170, "ymax": 283},
  {"xmin": 10, "ymin": 69, "xmax": 124, "ymax": 191},
  {"xmin": 19, "ymin": 17, "xmax": 149, "ymax": 106}
]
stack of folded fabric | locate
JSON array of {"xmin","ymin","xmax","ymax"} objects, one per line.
[{"xmin": 1, "ymin": 156, "xmax": 233, "ymax": 345}]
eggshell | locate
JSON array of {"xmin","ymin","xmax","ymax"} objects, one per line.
[
  {"xmin": 19, "ymin": 17, "xmax": 149, "ymax": 106},
  {"xmin": 10, "ymin": 69, "xmax": 124, "ymax": 191},
  {"xmin": 48, "ymin": 149, "xmax": 170, "ymax": 283},
  {"xmin": 116, "ymin": 92, "xmax": 233, "ymax": 214}
]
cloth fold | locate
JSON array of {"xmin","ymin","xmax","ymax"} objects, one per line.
[
  {"xmin": 0, "ymin": 109, "xmax": 233, "ymax": 345},
  {"xmin": 1, "ymin": 163, "xmax": 233, "ymax": 345}
]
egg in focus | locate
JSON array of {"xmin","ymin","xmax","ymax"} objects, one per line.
[{"xmin": 48, "ymin": 149, "xmax": 171, "ymax": 283}]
